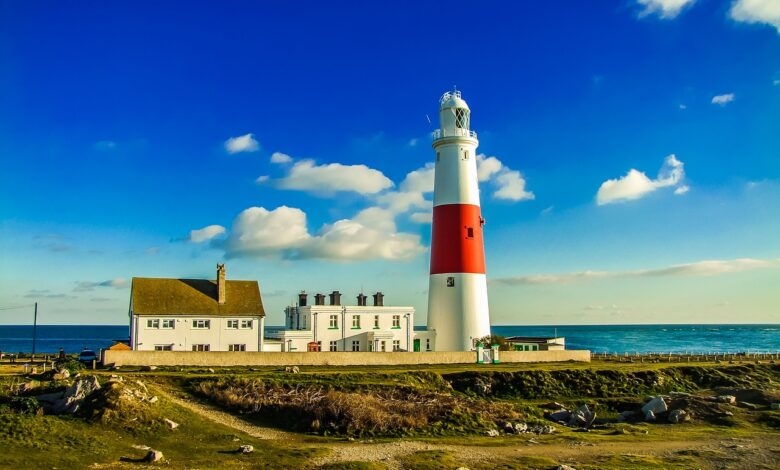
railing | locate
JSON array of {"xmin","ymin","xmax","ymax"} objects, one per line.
[
  {"xmin": 440, "ymin": 90, "xmax": 462, "ymax": 104},
  {"xmin": 432, "ymin": 128, "xmax": 478, "ymax": 141}
]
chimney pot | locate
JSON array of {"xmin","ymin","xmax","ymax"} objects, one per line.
[
  {"xmin": 298, "ymin": 291, "xmax": 308, "ymax": 307},
  {"xmin": 329, "ymin": 290, "xmax": 341, "ymax": 306},
  {"xmin": 357, "ymin": 293, "xmax": 367, "ymax": 306},
  {"xmin": 314, "ymin": 293, "xmax": 326, "ymax": 306},
  {"xmin": 372, "ymin": 291, "xmax": 384, "ymax": 307}
]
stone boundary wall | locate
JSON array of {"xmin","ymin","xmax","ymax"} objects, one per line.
[{"xmin": 102, "ymin": 349, "xmax": 590, "ymax": 367}]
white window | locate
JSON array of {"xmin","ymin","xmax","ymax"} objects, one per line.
[
  {"xmin": 380, "ymin": 341, "xmax": 386, "ymax": 352},
  {"xmin": 146, "ymin": 319, "xmax": 160, "ymax": 329},
  {"xmin": 240, "ymin": 319, "xmax": 253, "ymax": 329},
  {"xmin": 351, "ymin": 340, "xmax": 360, "ymax": 352},
  {"xmin": 352, "ymin": 315, "xmax": 360, "ymax": 329},
  {"xmin": 392, "ymin": 315, "xmax": 400, "ymax": 328},
  {"xmin": 192, "ymin": 344, "xmax": 210, "ymax": 351},
  {"xmin": 154, "ymin": 344, "xmax": 172, "ymax": 351},
  {"xmin": 192, "ymin": 320, "xmax": 210, "ymax": 329},
  {"xmin": 392, "ymin": 340, "xmax": 400, "ymax": 352},
  {"xmin": 227, "ymin": 319, "xmax": 239, "ymax": 329},
  {"xmin": 329, "ymin": 315, "xmax": 338, "ymax": 329},
  {"xmin": 373, "ymin": 315, "xmax": 380, "ymax": 329},
  {"xmin": 228, "ymin": 344, "xmax": 246, "ymax": 352},
  {"xmin": 161, "ymin": 319, "xmax": 175, "ymax": 329},
  {"xmin": 329, "ymin": 341, "xmax": 338, "ymax": 352}
]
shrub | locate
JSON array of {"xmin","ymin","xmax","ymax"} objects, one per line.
[{"xmin": 9, "ymin": 396, "xmax": 40, "ymax": 415}]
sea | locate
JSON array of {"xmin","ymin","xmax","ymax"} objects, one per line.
[{"xmin": 0, "ymin": 324, "xmax": 778, "ymax": 355}]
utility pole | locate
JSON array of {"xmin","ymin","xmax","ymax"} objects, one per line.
[{"xmin": 32, "ymin": 302, "xmax": 38, "ymax": 358}]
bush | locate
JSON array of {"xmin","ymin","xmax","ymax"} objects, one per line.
[
  {"xmin": 54, "ymin": 357, "xmax": 85, "ymax": 374},
  {"xmin": 9, "ymin": 396, "xmax": 40, "ymax": 415}
]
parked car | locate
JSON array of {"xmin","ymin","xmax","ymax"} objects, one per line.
[{"xmin": 77, "ymin": 349, "xmax": 98, "ymax": 364}]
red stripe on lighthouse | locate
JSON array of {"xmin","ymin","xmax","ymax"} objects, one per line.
[{"xmin": 430, "ymin": 204, "xmax": 486, "ymax": 275}]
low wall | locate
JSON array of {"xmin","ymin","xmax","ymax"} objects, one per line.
[{"xmin": 102, "ymin": 349, "xmax": 590, "ymax": 367}]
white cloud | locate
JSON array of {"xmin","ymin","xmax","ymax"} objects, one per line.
[
  {"xmin": 408, "ymin": 138, "xmax": 419, "ymax": 147},
  {"xmin": 255, "ymin": 175, "xmax": 270, "ymax": 183},
  {"xmin": 711, "ymin": 93, "xmax": 735, "ymax": 105},
  {"xmin": 224, "ymin": 133, "xmax": 260, "ymax": 154},
  {"xmin": 477, "ymin": 154, "xmax": 535, "ymax": 201},
  {"xmin": 409, "ymin": 211, "xmax": 433, "ymax": 224},
  {"xmin": 189, "ymin": 224, "xmax": 227, "ymax": 243},
  {"xmin": 678, "ymin": 104, "xmax": 687, "ymax": 110},
  {"xmin": 493, "ymin": 169, "xmax": 535, "ymax": 201},
  {"xmin": 637, "ymin": 0, "xmax": 696, "ymax": 19},
  {"xmin": 223, "ymin": 206, "xmax": 424, "ymax": 261},
  {"xmin": 74, "ymin": 278, "xmax": 129, "ymax": 292},
  {"xmin": 730, "ymin": 0, "xmax": 780, "ymax": 33},
  {"xmin": 674, "ymin": 184, "xmax": 690, "ymax": 195},
  {"xmin": 275, "ymin": 159, "xmax": 394, "ymax": 195},
  {"xmin": 399, "ymin": 163, "xmax": 435, "ymax": 193},
  {"xmin": 270, "ymin": 152, "xmax": 293, "ymax": 164},
  {"xmin": 494, "ymin": 257, "xmax": 778, "ymax": 285},
  {"xmin": 596, "ymin": 154, "xmax": 686, "ymax": 205},
  {"xmin": 774, "ymin": 79, "xmax": 780, "ymax": 86}
]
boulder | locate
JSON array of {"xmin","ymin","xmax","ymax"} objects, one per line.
[
  {"xmin": 667, "ymin": 409, "xmax": 689, "ymax": 424},
  {"xmin": 568, "ymin": 404, "xmax": 596, "ymax": 428},
  {"xmin": 644, "ymin": 410, "xmax": 656, "ymax": 422},
  {"xmin": 514, "ymin": 422, "xmax": 528, "ymax": 434},
  {"xmin": 485, "ymin": 429, "xmax": 500, "ymax": 437},
  {"xmin": 53, "ymin": 369, "xmax": 70, "ymax": 381},
  {"xmin": 38, "ymin": 375, "xmax": 101, "ymax": 414},
  {"xmin": 641, "ymin": 396, "xmax": 667, "ymax": 417},
  {"xmin": 717, "ymin": 395, "xmax": 736, "ymax": 405},
  {"xmin": 207, "ymin": 368, "xmax": 215, "ymax": 373},
  {"xmin": 548, "ymin": 410, "xmax": 571, "ymax": 423},
  {"xmin": 238, "ymin": 445, "xmax": 254, "ymax": 454},
  {"xmin": 144, "ymin": 450, "xmax": 164, "ymax": 463},
  {"xmin": 164, "ymin": 418, "xmax": 179, "ymax": 430},
  {"xmin": 502, "ymin": 422, "xmax": 515, "ymax": 433},
  {"xmin": 530, "ymin": 425, "xmax": 555, "ymax": 435},
  {"xmin": 617, "ymin": 410, "xmax": 635, "ymax": 422},
  {"xmin": 291, "ymin": 366, "xmax": 300, "ymax": 374}
]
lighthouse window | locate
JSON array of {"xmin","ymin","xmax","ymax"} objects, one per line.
[
  {"xmin": 463, "ymin": 151, "xmax": 469, "ymax": 160},
  {"xmin": 447, "ymin": 277, "xmax": 455, "ymax": 287},
  {"xmin": 436, "ymin": 151, "xmax": 440, "ymax": 161},
  {"xmin": 466, "ymin": 227, "xmax": 474, "ymax": 239},
  {"xmin": 455, "ymin": 108, "xmax": 468, "ymax": 128}
]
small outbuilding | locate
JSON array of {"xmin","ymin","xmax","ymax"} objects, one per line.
[{"xmin": 505, "ymin": 336, "xmax": 566, "ymax": 351}]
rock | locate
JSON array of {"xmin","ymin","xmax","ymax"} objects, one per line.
[
  {"xmin": 53, "ymin": 369, "xmax": 70, "ymax": 381},
  {"xmin": 207, "ymin": 368, "xmax": 215, "ymax": 373},
  {"xmin": 540, "ymin": 401, "xmax": 566, "ymax": 410},
  {"xmin": 144, "ymin": 450, "xmax": 163, "ymax": 463},
  {"xmin": 141, "ymin": 365, "xmax": 158, "ymax": 372},
  {"xmin": 667, "ymin": 409, "xmax": 689, "ymax": 424},
  {"xmin": 19, "ymin": 381, "xmax": 39, "ymax": 393},
  {"xmin": 557, "ymin": 466, "xmax": 577, "ymax": 470},
  {"xmin": 48, "ymin": 375, "xmax": 101, "ymax": 414},
  {"xmin": 641, "ymin": 396, "xmax": 667, "ymax": 419},
  {"xmin": 514, "ymin": 422, "xmax": 528, "ymax": 433},
  {"xmin": 717, "ymin": 395, "xmax": 736, "ymax": 405},
  {"xmin": 238, "ymin": 445, "xmax": 254, "ymax": 454},
  {"xmin": 502, "ymin": 422, "xmax": 515, "ymax": 433},
  {"xmin": 530, "ymin": 425, "xmax": 555, "ymax": 435},
  {"xmin": 485, "ymin": 429, "xmax": 500, "ymax": 437},
  {"xmin": 108, "ymin": 374, "xmax": 123, "ymax": 383},
  {"xmin": 617, "ymin": 410, "xmax": 635, "ymax": 422},
  {"xmin": 548, "ymin": 409, "xmax": 571, "ymax": 423},
  {"xmin": 164, "ymin": 418, "xmax": 179, "ymax": 430},
  {"xmin": 148, "ymin": 396, "xmax": 159, "ymax": 404},
  {"xmin": 292, "ymin": 366, "xmax": 300, "ymax": 374},
  {"xmin": 568, "ymin": 404, "xmax": 596, "ymax": 428}
]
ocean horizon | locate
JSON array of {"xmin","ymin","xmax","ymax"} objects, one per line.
[{"xmin": 0, "ymin": 323, "xmax": 778, "ymax": 355}]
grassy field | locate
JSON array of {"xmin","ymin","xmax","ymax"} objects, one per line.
[{"xmin": 0, "ymin": 360, "xmax": 778, "ymax": 469}]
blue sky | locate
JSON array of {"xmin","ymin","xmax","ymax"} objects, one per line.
[{"xmin": 1, "ymin": 0, "xmax": 779, "ymax": 326}]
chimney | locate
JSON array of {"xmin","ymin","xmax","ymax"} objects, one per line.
[
  {"xmin": 314, "ymin": 293, "xmax": 326, "ymax": 306},
  {"xmin": 298, "ymin": 291, "xmax": 308, "ymax": 307},
  {"xmin": 372, "ymin": 291, "xmax": 384, "ymax": 307},
  {"xmin": 329, "ymin": 290, "xmax": 341, "ymax": 306},
  {"xmin": 357, "ymin": 293, "xmax": 367, "ymax": 307},
  {"xmin": 217, "ymin": 263, "xmax": 226, "ymax": 304}
]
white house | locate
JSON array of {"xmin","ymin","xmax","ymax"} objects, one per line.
[
  {"xmin": 129, "ymin": 264, "xmax": 265, "ymax": 352},
  {"xmin": 267, "ymin": 291, "xmax": 436, "ymax": 353}
]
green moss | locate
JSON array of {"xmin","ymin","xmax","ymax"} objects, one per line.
[
  {"xmin": 399, "ymin": 450, "xmax": 465, "ymax": 470},
  {"xmin": 319, "ymin": 461, "xmax": 388, "ymax": 470}
]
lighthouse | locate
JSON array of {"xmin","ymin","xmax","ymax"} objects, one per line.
[{"xmin": 426, "ymin": 90, "xmax": 491, "ymax": 351}]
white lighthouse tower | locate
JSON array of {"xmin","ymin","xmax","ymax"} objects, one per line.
[{"xmin": 426, "ymin": 90, "xmax": 491, "ymax": 351}]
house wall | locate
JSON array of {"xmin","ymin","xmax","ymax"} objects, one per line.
[
  {"xmin": 103, "ymin": 349, "xmax": 591, "ymax": 366},
  {"xmin": 280, "ymin": 305, "xmax": 414, "ymax": 352},
  {"xmin": 132, "ymin": 315, "xmax": 264, "ymax": 352}
]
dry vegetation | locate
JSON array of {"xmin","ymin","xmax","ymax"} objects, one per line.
[{"xmin": 194, "ymin": 377, "xmax": 522, "ymax": 436}]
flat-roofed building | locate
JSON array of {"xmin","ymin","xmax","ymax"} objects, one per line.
[{"xmin": 505, "ymin": 336, "xmax": 566, "ymax": 351}]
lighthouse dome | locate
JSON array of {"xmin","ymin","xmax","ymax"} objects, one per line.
[
  {"xmin": 438, "ymin": 90, "xmax": 472, "ymax": 133},
  {"xmin": 439, "ymin": 90, "xmax": 470, "ymax": 110}
]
